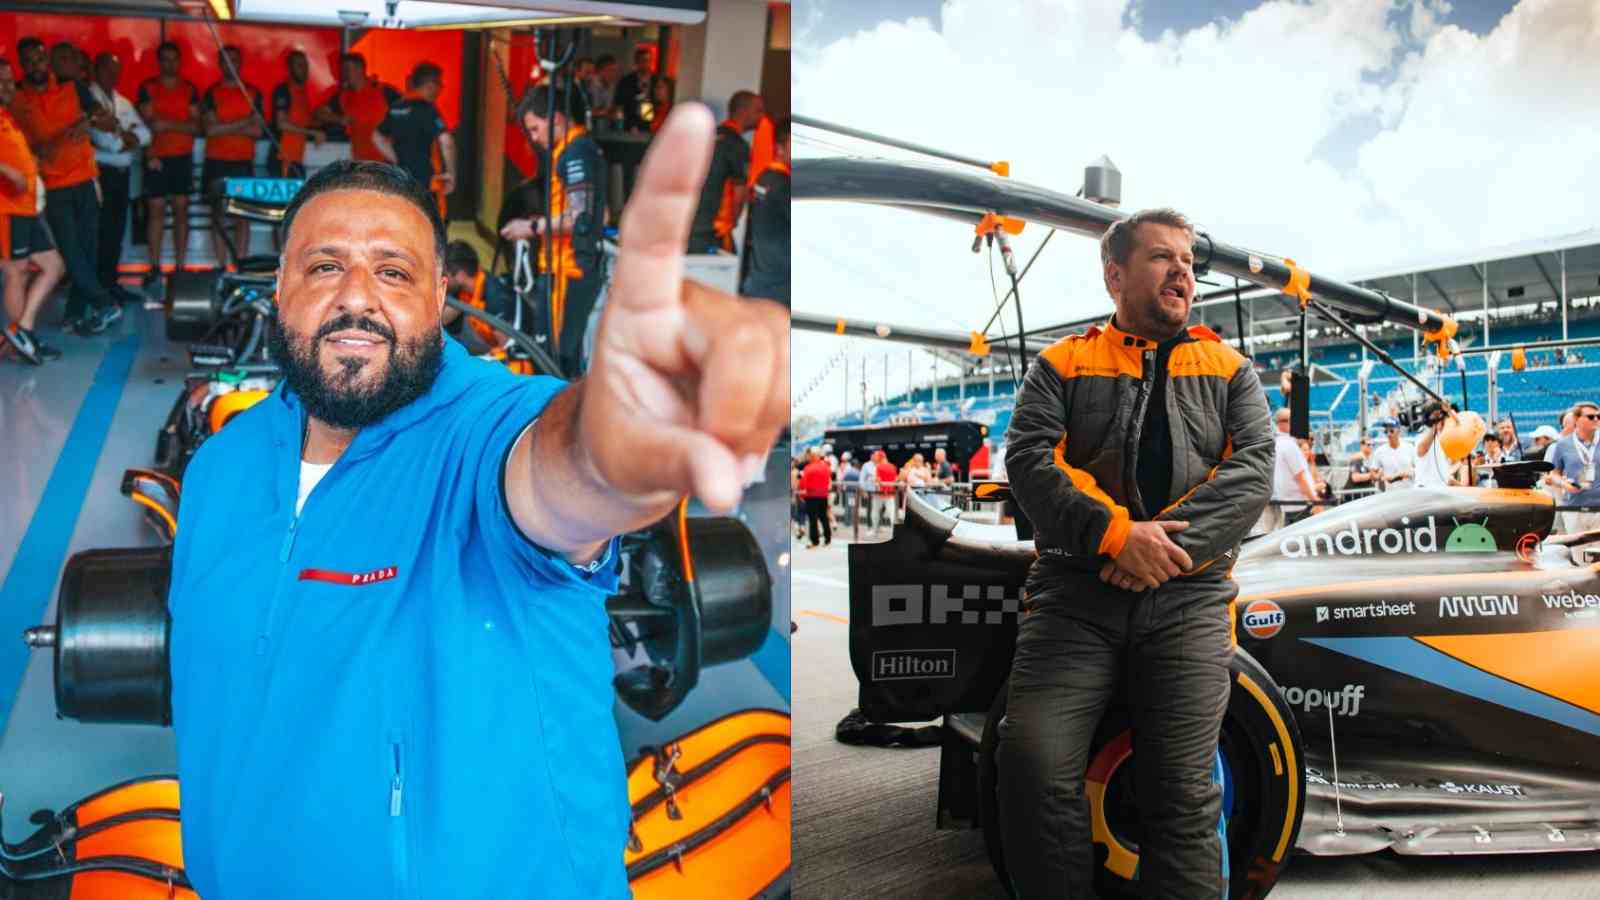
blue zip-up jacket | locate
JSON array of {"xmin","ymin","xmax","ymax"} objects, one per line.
[{"xmin": 168, "ymin": 337, "xmax": 626, "ymax": 899}]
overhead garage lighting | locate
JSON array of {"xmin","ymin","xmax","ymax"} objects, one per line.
[
  {"xmin": 208, "ymin": 0, "xmax": 233, "ymax": 18},
  {"xmin": 414, "ymin": 14, "xmax": 616, "ymax": 30}
]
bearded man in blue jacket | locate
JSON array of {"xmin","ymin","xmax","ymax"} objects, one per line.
[{"xmin": 166, "ymin": 105, "xmax": 789, "ymax": 899}]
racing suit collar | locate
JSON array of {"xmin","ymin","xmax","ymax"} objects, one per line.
[{"xmin": 267, "ymin": 335, "xmax": 481, "ymax": 462}]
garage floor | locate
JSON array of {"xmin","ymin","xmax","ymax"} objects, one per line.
[
  {"xmin": 790, "ymin": 535, "xmax": 1600, "ymax": 899},
  {"xmin": 0, "ymin": 290, "xmax": 791, "ymax": 844}
]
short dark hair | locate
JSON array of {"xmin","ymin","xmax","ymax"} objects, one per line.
[
  {"xmin": 1100, "ymin": 208, "xmax": 1194, "ymax": 268},
  {"xmin": 408, "ymin": 62, "xmax": 441, "ymax": 89},
  {"xmin": 94, "ymin": 50, "xmax": 118, "ymax": 70},
  {"xmin": 774, "ymin": 116, "xmax": 790, "ymax": 144},
  {"xmin": 516, "ymin": 84, "xmax": 582, "ymax": 124},
  {"xmin": 221, "ymin": 44, "xmax": 241, "ymax": 57},
  {"xmin": 444, "ymin": 241, "xmax": 479, "ymax": 276},
  {"xmin": 340, "ymin": 52, "xmax": 366, "ymax": 69},
  {"xmin": 17, "ymin": 38, "xmax": 44, "ymax": 58},
  {"xmin": 287, "ymin": 49, "xmax": 307, "ymax": 64},
  {"xmin": 728, "ymin": 90, "xmax": 759, "ymax": 117},
  {"xmin": 280, "ymin": 160, "xmax": 446, "ymax": 265},
  {"xmin": 50, "ymin": 41, "xmax": 77, "ymax": 59},
  {"xmin": 158, "ymin": 40, "xmax": 180, "ymax": 58}
]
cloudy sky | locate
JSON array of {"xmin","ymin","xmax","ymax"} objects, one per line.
[{"xmin": 790, "ymin": 0, "xmax": 1600, "ymax": 418}]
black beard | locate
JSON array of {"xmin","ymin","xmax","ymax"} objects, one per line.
[{"xmin": 268, "ymin": 313, "xmax": 442, "ymax": 429}]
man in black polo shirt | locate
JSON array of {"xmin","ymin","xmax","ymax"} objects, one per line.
[
  {"xmin": 442, "ymin": 240, "xmax": 518, "ymax": 349},
  {"xmin": 688, "ymin": 90, "xmax": 762, "ymax": 254},
  {"xmin": 499, "ymin": 85, "xmax": 606, "ymax": 377},
  {"xmin": 374, "ymin": 62, "xmax": 455, "ymax": 198},
  {"xmin": 741, "ymin": 116, "xmax": 788, "ymax": 305}
]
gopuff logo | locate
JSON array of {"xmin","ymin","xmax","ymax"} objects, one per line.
[
  {"xmin": 1279, "ymin": 684, "xmax": 1365, "ymax": 717},
  {"xmin": 1278, "ymin": 517, "xmax": 1497, "ymax": 558}
]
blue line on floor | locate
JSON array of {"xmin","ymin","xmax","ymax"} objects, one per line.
[
  {"xmin": 0, "ymin": 333, "xmax": 141, "ymax": 729},
  {"xmin": 751, "ymin": 626, "xmax": 790, "ymax": 705}
]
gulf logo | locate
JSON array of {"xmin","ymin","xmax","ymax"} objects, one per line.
[{"xmin": 1242, "ymin": 599, "xmax": 1286, "ymax": 640}]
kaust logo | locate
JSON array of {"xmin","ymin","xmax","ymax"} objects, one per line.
[
  {"xmin": 1438, "ymin": 594, "xmax": 1519, "ymax": 618},
  {"xmin": 1279, "ymin": 517, "xmax": 1497, "ymax": 558},
  {"xmin": 1279, "ymin": 684, "xmax": 1366, "ymax": 717},
  {"xmin": 872, "ymin": 649, "xmax": 956, "ymax": 681},
  {"xmin": 1440, "ymin": 781, "xmax": 1525, "ymax": 797}
]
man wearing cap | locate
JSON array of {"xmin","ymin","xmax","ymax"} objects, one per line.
[
  {"xmin": 1369, "ymin": 421, "xmax": 1413, "ymax": 489},
  {"xmin": 1413, "ymin": 405, "xmax": 1461, "ymax": 489}
]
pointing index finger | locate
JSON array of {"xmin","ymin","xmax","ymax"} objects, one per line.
[{"xmin": 610, "ymin": 103, "xmax": 716, "ymax": 314}]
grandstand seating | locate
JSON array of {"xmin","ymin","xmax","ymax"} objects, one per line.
[{"xmin": 805, "ymin": 315, "xmax": 1600, "ymax": 456}]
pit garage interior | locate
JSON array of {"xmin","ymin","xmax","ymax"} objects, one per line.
[{"xmin": 0, "ymin": 0, "xmax": 792, "ymax": 896}]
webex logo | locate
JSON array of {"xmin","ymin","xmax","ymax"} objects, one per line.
[{"xmin": 872, "ymin": 650, "xmax": 956, "ymax": 681}]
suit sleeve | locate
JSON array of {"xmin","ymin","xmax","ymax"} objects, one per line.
[
  {"xmin": 1156, "ymin": 360, "xmax": 1274, "ymax": 571},
  {"xmin": 1005, "ymin": 352, "xmax": 1134, "ymax": 559}
]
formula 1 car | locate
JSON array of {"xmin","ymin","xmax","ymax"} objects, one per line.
[{"xmin": 849, "ymin": 467, "xmax": 1600, "ymax": 898}]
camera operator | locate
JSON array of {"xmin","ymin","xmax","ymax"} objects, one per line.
[{"xmin": 1414, "ymin": 402, "xmax": 1463, "ymax": 488}]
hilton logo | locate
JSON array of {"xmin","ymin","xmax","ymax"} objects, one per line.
[{"xmin": 872, "ymin": 649, "xmax": 956, "ymax": 681}]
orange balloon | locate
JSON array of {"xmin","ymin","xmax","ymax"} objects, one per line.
[{"xmin": 1439, "ymin": 410, "xmax": 1486, "ymax": 462}]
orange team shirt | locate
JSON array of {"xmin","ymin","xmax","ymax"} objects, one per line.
[
  {"xmin": 0, "ymin": 108, "xmax": 39, "ymax": 215},
  {"xmin": 138, "ymin": 77, "xmax": 199, "ymax": 158},
  {"xmin": 333, "ymin": 82, "xmax": 398, "ymax": 162},
  {"xmin": 10, "ymin": 77, "xmax": 97, "ymax": 190},
  {"xmin": 272, "ymin": 80, "xmax": 314, "ymax": 166},
  {"xmin": 747, "ymin": 115, "xmax": 774, "ymax": 186},
  {"xmin": 203, "ymin": 81, "xmax": 263, "ymax": 162}
]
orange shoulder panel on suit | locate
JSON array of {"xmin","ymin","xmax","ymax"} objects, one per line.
[
  {"xmin": 1168, "ymin": 337, "xmax": 1247, "ymax": 378},
  {"xmin": 1038, "ymin": 330, "xmax": 1144, "ymax": 380}
]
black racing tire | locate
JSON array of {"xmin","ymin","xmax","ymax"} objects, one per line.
[{"xmin": 978, "ymin": 648, "xmax": 1306, "ymax": 900}]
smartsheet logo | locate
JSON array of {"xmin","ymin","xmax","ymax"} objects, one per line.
[
  {"xmin": 1316, "ymin": 601, "xmax": 1416, "ymax": 623},
  {"xmin": 872, "ymin": 650, "xmax": 956, "ymax": 681}
]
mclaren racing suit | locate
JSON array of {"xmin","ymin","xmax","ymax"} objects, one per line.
[{"xmin": 996, "ymin": 317, "xmax": 1272, "ymax": 899}]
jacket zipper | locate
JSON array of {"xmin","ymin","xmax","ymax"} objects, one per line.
[
  {"xmin": 1127, "ymin": 347, "xmax": 1156, "ymax": 520},
  {"xmin": 390, "ymin": 739, "xmax": 404, "ymax": 816},
  {"xmin": 389, "ymin": 733, "xmax": 411, "ymax": 896}
]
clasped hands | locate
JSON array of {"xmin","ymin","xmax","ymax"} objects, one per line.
[{"xmin": 1098, "ymin": 520, "xmax": 1192, "ymax": 593}]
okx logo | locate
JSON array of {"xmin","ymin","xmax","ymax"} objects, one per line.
[{"xmin": 1279, "ymin": 684, "xmax": 1366, "ymax": 717}]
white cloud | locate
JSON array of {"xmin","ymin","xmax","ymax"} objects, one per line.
[{"xmin": 791, "ymin": 0, "xmax": 1599, "ymax": 418}]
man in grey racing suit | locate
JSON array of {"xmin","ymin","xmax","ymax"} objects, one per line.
[{"xmin": 996, "ymin": 208, "xmax": 1274, "ymax": 898}]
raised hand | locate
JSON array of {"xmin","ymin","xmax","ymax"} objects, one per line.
[{"xmin": 577, "ymin": 104, "xmax": 789, "ymax": 513}]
